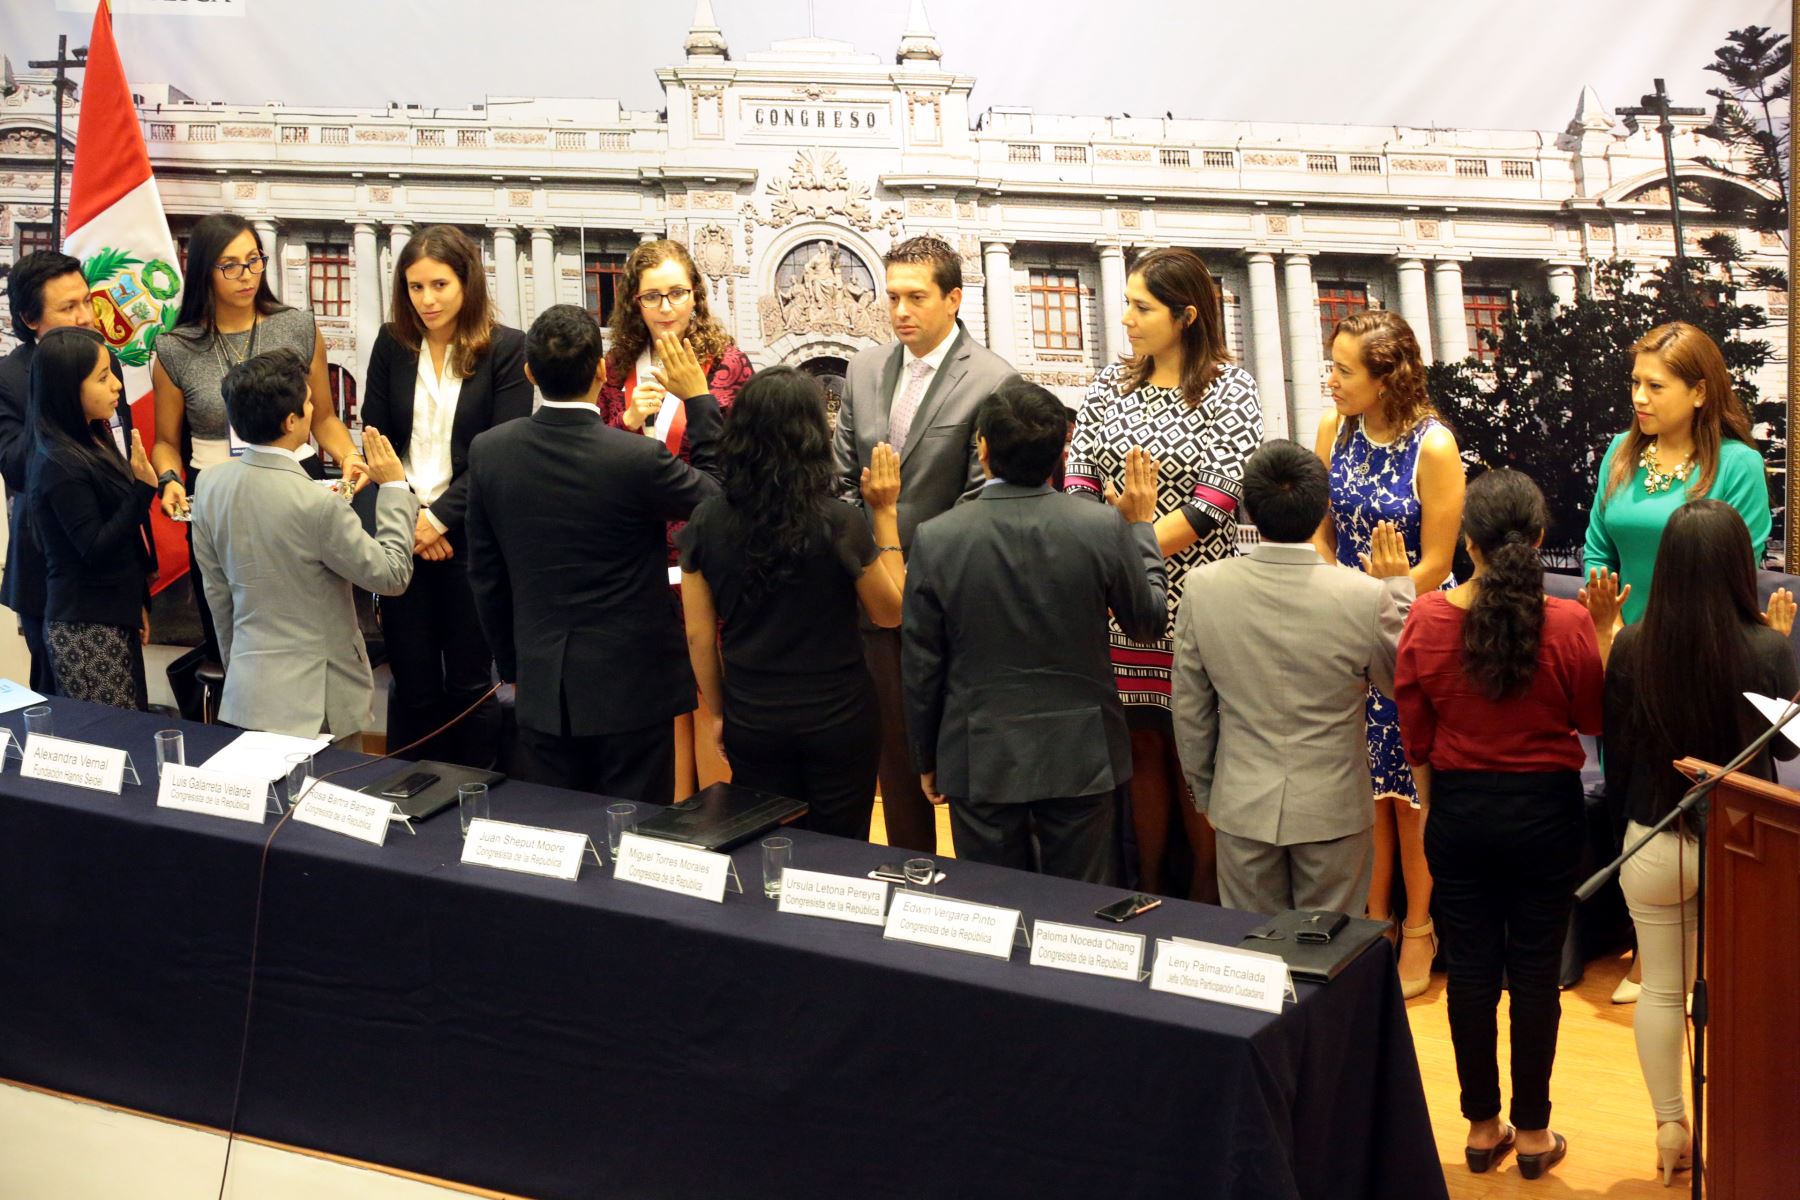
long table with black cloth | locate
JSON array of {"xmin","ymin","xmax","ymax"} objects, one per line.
[{"xmin": 0, "ymin": 699, "xmax": 1447, "ymax": 1200}]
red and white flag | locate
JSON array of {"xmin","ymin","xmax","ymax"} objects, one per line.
[{"xmin": 64, "ymin": 0, "xmax": 187, "ymax": 588}]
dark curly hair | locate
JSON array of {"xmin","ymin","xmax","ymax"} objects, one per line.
[
  {"xmin": 603, "ymin": 239, "xmax": 732, "ymax": 384},
  {"xmin": 716, "ymin": 366, "xmax": 836, "ymax": 601},
  {"xmin": 1332, "ymin": 309, "xmax": 1434, "ymax": 448},
  {"xmin": 1460, "ymin": 468, "xmax": 1548, "ymax": 700}
]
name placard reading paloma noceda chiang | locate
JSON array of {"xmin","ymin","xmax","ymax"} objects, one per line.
[{"xmin": 21, "ymin": 733, "xmax": 128, "ymax": 794}]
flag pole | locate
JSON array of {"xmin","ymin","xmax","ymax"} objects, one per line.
[{"xmin": 27, "ymin": 34, "xmax": 89, "ymax": 245}]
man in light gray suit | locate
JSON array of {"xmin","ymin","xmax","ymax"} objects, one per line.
[
  {"xmin": 833, "ymin": 235, "xmax": 1019, "ymax": 852},
  {"xmin": 192, "ymin": 350, "xmax": 417, "ymax": 738},
  {"xmin": 903, "ymin": 382, "xmax": 1165, "ymax": 883},
  {"xmin": 1172, "ymin": 440, "xmax": 1413, "ymax": 916}
]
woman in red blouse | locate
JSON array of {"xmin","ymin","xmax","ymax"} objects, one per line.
[
  {"xmin": 1393, "ymin": 468, "xmax": 1609, "ymax": 1182},
  {"xmin": 600, "ymin": 239, "xmax": 752, "ymax": 799}
]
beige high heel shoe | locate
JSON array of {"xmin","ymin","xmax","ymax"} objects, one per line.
[
  {"xmin": 1655, "ymin": 1121, "xmax": 1691, "ymax": 1187},
  {"xmin": 1399, "ymin": 919, "xmax": 1437, "ymax": 999}
]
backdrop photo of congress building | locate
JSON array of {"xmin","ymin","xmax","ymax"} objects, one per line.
[{"xmin": 0, "ymin": 1, "xmax": 1787, "ymax": 455}]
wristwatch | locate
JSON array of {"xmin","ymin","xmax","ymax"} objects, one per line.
[{"xmin": 156, "ymin": 470, "xmax": 181, "ymax": 495}]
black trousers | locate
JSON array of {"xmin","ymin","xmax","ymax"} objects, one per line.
[
  {"xmin": 948, "ymin": 788, "xmax": 1120, "ymax": 886},
  {"xmin": 1424, "ymin": 768, "xmax": 1583, "ymax": 1130},
  {"xmin": 20, "ymin": 613, "xmax": 54, "ymax": 695},
  {"xmin": 378, "ymin": 555, "xmax": 500, "ymax": 767},
  {"xmin": 514, "ymin": 718, "xmax": 675, "ymax": 806},
  {"xmin": 862, "ymin": 626, "xmax": 936, "ymax": 854},
  {"xmin": 723, "ymin": 690, "xmax": 880, "ymax": 842}
]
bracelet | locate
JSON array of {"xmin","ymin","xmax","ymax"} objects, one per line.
[{"xmin": 876, "ymin": 544, "xmax": 901, "ymax": 553}]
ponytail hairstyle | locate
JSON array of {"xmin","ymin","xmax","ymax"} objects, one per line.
[{"xmin": 1460, "ymin": 468, "xmax": 1548, "ymax": 700}]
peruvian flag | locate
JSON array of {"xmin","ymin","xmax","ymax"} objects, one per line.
[{"xmin": 64, "ymin": 0, "xmax": 187, "ymax": 590}]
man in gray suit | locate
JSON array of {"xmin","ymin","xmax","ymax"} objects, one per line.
[
  {"xmin": 1171, "ymin": 440, "xmax": 1413, "ymax": 916},
  {"xmin": 902, "ymin": 382, "xmax": 1166, "ymax": 883},
  {"xmin": 192, "ymin": 350, "xmax": 417, "ymax": 738},
  {"xmin": 833, "ymin": 235, "xmax": 1019, "ymax": 852}
]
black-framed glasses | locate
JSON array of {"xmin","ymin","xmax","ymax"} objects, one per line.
[
  {"xmin": 214, "ymin": 255, "xmax": 269, "ymax": 280},
  {"xmin": 636, "ymin": 287, "xmax": 693, "ymax": 309}
]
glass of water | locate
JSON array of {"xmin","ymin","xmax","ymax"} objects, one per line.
[
  {"xmin": 154, "ymin": 730, "xmax": 185, "ymax": 778},
  {"xmin": 761, "ymin": 836, "xmax": 792, "ymax": 900},
  {"xmin": 22, "ymin": 706, "xmax": 52, "ymax": 739},
  {"xmin": 283, "ymin": 752, "xmax": 314, "ymax": 806},
  {"xmin": 606, "ymin": 802, "xmax": 638, "ymax": 862},
  {"xmin": 457, "ymin": 782, "xmax": 489, "ymax": 838},
  {"xmin": 903, "ymin": 857, "xmax": 936, "ymax": 894}
]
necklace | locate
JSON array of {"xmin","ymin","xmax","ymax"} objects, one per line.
[
  {"xmin": 210, "ymin": 316, "xmax": 260, "ymax": 375},
  {"xmin": 1640, "ymin": 440, "xmax": 1694, "ymax": 494}
]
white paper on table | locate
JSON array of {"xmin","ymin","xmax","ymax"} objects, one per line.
[
  {"xmin": 0, "ymin": 678, "xmax": 48, "ymax": 714},
  {"xmin": 1744, "ymin": 692, "xmax": 1800, "ymax": 751},
  {"xmin": 200, "ymin": 730, "xmax": 333, "ymax": 783}
]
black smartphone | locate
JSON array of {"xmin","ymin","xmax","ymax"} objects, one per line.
[
  {"xmin": 379, "ymin": 771, "xmax": 439, "ymax": 800},
  {"xmin": 1094, "ymin": 893, "xmax": 1161, "ymax": 923}
]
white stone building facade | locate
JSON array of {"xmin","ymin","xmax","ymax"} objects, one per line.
[{"xmin": 0, "ymin": 1, "xmax": 1787, "ymax": 445}]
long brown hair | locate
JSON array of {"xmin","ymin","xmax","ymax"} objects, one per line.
[
  {"xmin": 604, "ymin": 239, "xmax": 732, "ymax": 382},
  {"xmin": 1603, "ymin": 321, "xmax": 1756, "ymax": 503},
  {"xmin": 1331, "ymin": 309, "xmax": 1435, "ymax": 448},
  {"xmin": 1119, "ymin": 247, "xmax": 1230, "ymax": 407},
  {"xmin": 388, "ymin": 226, "xmax": 495, "ymax": 379}
]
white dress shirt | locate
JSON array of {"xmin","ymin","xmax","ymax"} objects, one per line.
[{"xmin": 405, "ymin": 346, "xmax": 463, "ymax": 533}]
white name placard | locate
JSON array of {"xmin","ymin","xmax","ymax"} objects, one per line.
[
  {"xmin": 1029, "ymin": 920, "xmax": 1147, "ymax": 982},
  {"xmin": 777, "ymin": 867, "xmax": 890, "ymax": 926},
  {"xmin": 21, "ymin": 734, "xmax": 128, "ymax": 794},
  {"xmin": 290, "ymin": 779, "xmax": 395, "ymax": 846},
  {"xmin": 883, "ymin": 890, "xmax": 1022, "ymax": 961},
  {"xmin": 614, "ymin": 832, "xmax": 733, "ymax": 903},
  {"xmin": 1150, "ymin": 939, "xmax": 1290, "ymax": 1014},
  {"xmin": 461, "ymin": 818, "xmax": 595, "ymax": 881},
  {"xmin": 157, "ymin": 764, "xmax": 268, "ymax": 824},
  {"xmin": 0, "ymin": 728, "xmax": 12, "ymax": 761}
]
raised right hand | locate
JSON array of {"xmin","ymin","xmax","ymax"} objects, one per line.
[
  {"xmin": 360, "ymin": 427, "xmax": 407, "ymax": 486},
  {"xmin": 1577, "ymin": 567, "xmax": 1630, "ymax": 634},
  {"xmin": 128, "ymin": 429, "xmax": 158, "ymax": 488},
  {"xmin": 1107, "ymin": 447, "xmax": 1160, "ymax": 525},
  {"xmin": 860, "ymin": 442, "xmax": 900, "ymax": 510}
]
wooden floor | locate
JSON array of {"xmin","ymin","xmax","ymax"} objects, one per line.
[{"xmin": 872, "ymin": 799, "xmax": 1685, "ymax": 1199}]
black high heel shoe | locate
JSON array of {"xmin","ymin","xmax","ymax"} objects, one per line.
[
  {"xmin": 1517, "ymin": 1132, "xmax": 1567, "ymax": 1180},
  {"xmin": 1464, "ymin": 1125, "xmax": 1515, "ymax": 1174}
]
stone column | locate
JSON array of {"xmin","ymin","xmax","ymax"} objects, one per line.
[
  {"xmin": 351, "ymin": 221, "xmax": 382, "ymax": 382},
  {"xmin": 252, "ymin": 218, "xmax": 280, "ymax": 301},
  {"xmin": 1546, "ymin": 262, "xmax": 1579, "ymax": 310},
  {"xmin": 1429, "ymin": 258, "xmax": 1470, "ymax": 364},
  {"xmin": 530, "ymin": 225, "xmax": 558, "ymax": 320},
  {"xmin": 388, "ymin": 222, "xmax": 413, "ymax": 261},
  {"xmin": 1393, "ymin": 257, "xmax": 1433, "ymax": 365},
  {"xmin": 981, "ymin": 239, "xmax": 1015, "ymax": 361},
  {"xmin": 1281, "ymin": 252, "xmax": 1323, "ymax": 441},
  {"xmin": 491, "ymin": 225, "xmax": 522, "ymax": 329},
  {"xmin": 1097, "ymin": 241, "xmax": 1128, "ymax": 363},
  {"xmin": 381, "ymin": 222, "xmax": 413, "ymax": 326},
  {"xmin": 1243, "ymin": 251, "xmax": 1288, "ymax": 438}
]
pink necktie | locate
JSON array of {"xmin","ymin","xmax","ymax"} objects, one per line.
[{"xmin": 888, "ymin": 358, "xmax": 932, "ymax": 455}]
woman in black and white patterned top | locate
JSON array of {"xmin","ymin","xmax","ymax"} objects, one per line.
[{"xmin": 1065, "ymin": 247, "xmax": 1263, "ymax": 899}]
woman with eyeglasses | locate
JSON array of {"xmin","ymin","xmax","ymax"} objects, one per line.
[
  {"xmin": 152, "ymin": 213, "xmax": 367, "ymax": 659},
  {"xmin": 601, "ymin": 238, "xmax": 752, "ymax": 799}
]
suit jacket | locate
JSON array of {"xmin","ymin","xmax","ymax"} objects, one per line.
[
  {"xmin": 357, "ymin": 324, "xmax": 532, "ymax": 542},
  {"xmin": 190, "ymin": 448, "xmax": 418, "ymax": 737},
  {"xmin": 0, "ymin": 342, "xmax": 144, "ymax": 619},
  {"xmin": 1171, "ymin": 544, "xmax": 1414, "ymax": 846},
  {"xmin": 28, "ymin": 447, "xmax": 156, "ymax": 628},
  {"xmin": 463, "ymin": 393, "xmax": 723, "ymax": 738},
  {"xmin": 901, "ymin": 482, "xmax": 1167, "ymax": 804},
  {"xmin": 832, "ymin": 322, "xmax": 1019, "ymax": 552}
]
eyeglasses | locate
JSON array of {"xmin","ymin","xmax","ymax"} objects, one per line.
[
  {"xmin": 636, "ymin": 287, "xmax": 693, "ymax": 309},
  {"xmin": 214, "ymin": 255, "xmax": 269, "ymax": 280}
]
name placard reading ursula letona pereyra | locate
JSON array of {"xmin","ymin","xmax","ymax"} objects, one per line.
[{"xmin": 21, "ymin": 733, "xmax": 128, "ymax": 794}]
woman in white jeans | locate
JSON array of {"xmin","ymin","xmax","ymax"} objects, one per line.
[{"xmin": 1599, "ymin": 499, "xmax": 1796, "ymax": 1186}]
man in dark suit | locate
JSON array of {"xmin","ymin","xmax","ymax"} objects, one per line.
[
  {"xmin": 832, "ymin": 235, "xmax": 1020, "ymax": 852},
  {"xmin": 464, "ymin": 305, "xmax": 723, "ymax": 803},
  {"xmin": 901, "ymin": 381, "xmax": 1167, "ymax": 884},
  {"xmin": 0, "ymin": 251, "xmax": 145, "ymax": 693}
]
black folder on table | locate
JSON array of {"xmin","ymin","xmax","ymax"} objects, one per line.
[
  {"xmin": 359, "ymin": 760, "xmax": 505, "ymax": 821},
  {"xmin": 1238, "ymin": 910, "xmax": 1391, "ymax": 984},
  {"xmin": 631, "ymin": 782, "xmax": 808, "ymax": 852}
]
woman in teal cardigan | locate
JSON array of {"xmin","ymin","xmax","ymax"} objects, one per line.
[{"xmin": 1584, "ymin": 322, "xmax": 1770, "ymax": 625}]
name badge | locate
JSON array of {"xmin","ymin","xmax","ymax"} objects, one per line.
[
  {"xmin": 1150, "ymin": 939, "xmax": 1290, "ymax": 1014},
  {"xmin": 21, "ymin": 733, "xmax": 130, "ymax": 794},
  {"xmin": 110, "ymin": 414, "xmax": 127, "ymax": 456},
  {"xmin": 157, "ymin": 763, "xmax": 268, "ymax": 824},
  {"xmin": 1029, "ymin": 920, "xmax": 1147, "ymax": 983},
  {"xmin": 883, "ymin": 890, "xmax": 1023, "ymax": 961},
  {"xmin": 614, "ymin": 832, "xmax": 735, "ymax": 902},
  {"xmin": 777, "ymin": 868, "xmax": 890, "ymax": 926},
  {"xmin": 462, "ymin": 818, "xmax": 598, "ymax": 881},
  {"xmin": 291, "ymin": 779, "xmax": 396, "ymax": 846}
]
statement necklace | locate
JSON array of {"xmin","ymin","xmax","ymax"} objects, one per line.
[{"xmin": 1640, "ymin": 440, "xmax": 1694, "ymax": 494}]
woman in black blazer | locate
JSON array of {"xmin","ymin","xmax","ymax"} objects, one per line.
[
  {"xmin": 360, "ymin": 225, "xmax": 532, "ymax": 765},
  {"xmin": 26, "ymin": 327, "xmax": 159, "ymax": 709}
]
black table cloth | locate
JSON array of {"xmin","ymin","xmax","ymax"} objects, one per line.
[{"xmin": 0, "ymin": 700, "xmax": 1448, "ymax": 1200}]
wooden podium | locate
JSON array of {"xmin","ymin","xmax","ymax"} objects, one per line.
[{"xmin": 1676, "ymin": 758, "xmax": 1800, "ymax": 1199}]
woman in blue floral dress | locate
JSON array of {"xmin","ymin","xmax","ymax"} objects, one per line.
[{"xmin": 1314, "ymin": 309, "xmax": 1465, "ymax": 998}]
